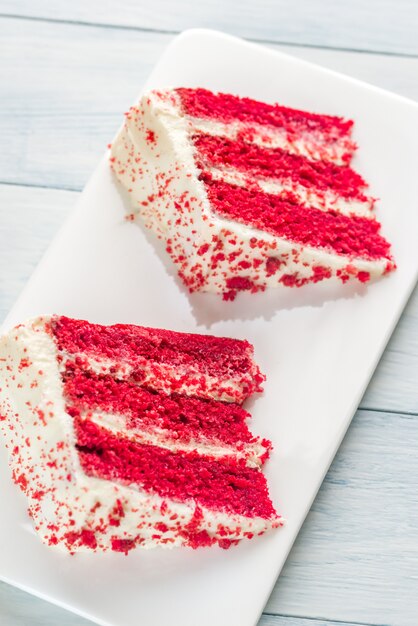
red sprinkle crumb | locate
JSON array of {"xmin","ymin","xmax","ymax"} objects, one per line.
[{"xmin": 111, "ymin": 538, "xmax": 137, "ymax": 554}]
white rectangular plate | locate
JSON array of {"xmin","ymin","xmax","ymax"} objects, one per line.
[{"xmin": 2, "ymin": 28, "xmax": 418, "ymax": 626}]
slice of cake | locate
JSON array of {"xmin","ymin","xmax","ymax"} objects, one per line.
[
  {"xmin": 110, "ymin": 87, "xmax": 395, "ymax": 300},
  {"xmin": 0, "ymin": 316, "xmax": 280, "ymax": 553}
]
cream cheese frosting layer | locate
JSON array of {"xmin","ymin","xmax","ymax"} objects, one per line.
[
  {"xmin": 80, "ymin": 410, "xmax": 269, "ymax": 468},
  {"xmin": 206, "ymin": 166, "xmax": 374, "ymax": 217},
  {"xmin": 187, "ymin": 116, "xmax": 353, "ymax": 165}
]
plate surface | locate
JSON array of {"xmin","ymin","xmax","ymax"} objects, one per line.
[{"xmin": 2, "ymin": 28, "xmax": 418, "ymax": 626}]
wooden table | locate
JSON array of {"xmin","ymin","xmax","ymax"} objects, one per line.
[{"xmin": 1, "ymin": 3, "xmax": 417, "ymax": 625}]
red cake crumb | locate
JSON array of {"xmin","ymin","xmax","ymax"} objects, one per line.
[
  {"xmin": 184, "ymin": 529, "xmax": 215, "ymax": 549},
  {"xmin": 193, "ymin": 133, "xmax": 370, "ymax": 201},
  {"xmin": 265, "ymin": 257, "xmax": 284, "ymax": 276},
  {"xmin": 108, "ymin": 499, "xmax": 125, "ymax": 526},
  {"xmin": 225, "ymin": 276, "xmax": 255, "ymax": 292},
  {"xmin": 146, "ymin": 129, "xmax": 157, "ymax": 144},
  {"xmin": 203, "ymin": 175, "xmax": 391, "ymax": 261},
  {"xmin": 75, "ymin": 418, "xmax": 276, "ymax": 520},
  {"xmin": 65, "ymin": 529, "xmax": 98, "ymax": 551},
  {"xmin": 111, "ymin": 537, "xmax": 137, "ymax": 554}
]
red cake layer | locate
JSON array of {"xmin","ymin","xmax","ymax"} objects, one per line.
[
  {"xmin": 75, "ymin": 417, "xmax": 276, "ymax": 519},
  {"xmin": 202, "ymin": 175, "xmax": 391, "ymax": 260},
  {"xmin": 64, "ymin": 368, "xmax": 268, "ymax": 451},
  {"xmin": 52, "ymin": 316, "xmax": 264, "ymax": 393},
  {"xmin": 177, "ymin": 88, "xmax": 354, "ymax": 142},
  {"xmin": 193, "ymin": 133, "xmax": 369, "ymax": 201}
]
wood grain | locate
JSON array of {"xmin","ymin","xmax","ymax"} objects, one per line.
[
  {"xmin": 0, "ymin": 581, "xmax": 369, "ymax": 626},
  {"xmin": 0, "ymin": 581, "xmax": 92, "ymax": 626},
  {"xmin": 259, "ymin": 617, "xmax": 370, "ymax": 626},
  {"xmin": 266, "ymin": 409, "xmax": 418, "ymax": 626},
  {"xmin": 1, "ymin": 1, "xmax": 418, "ymax": 56},
  {"xmin": 0, "ymin": 185, "xmax": 76, "ymax": 321}
]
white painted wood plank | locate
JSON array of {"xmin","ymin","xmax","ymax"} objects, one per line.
[
  {"xmin": 362, "ymin": 294, "xmax": 418, "ymax": 413},
  {"xmin": 0, "ymin": 20, "xmax": 169, "ymax": 191},
  {"xmin": 0, "ymin": 579, "xmax": 366, "ymax": 626},
  {"xmin": 0, "ymin": 185, "xmax": 76, "ymax": 321},
  {"xmin": 266, "ymin": 409, "xmax": 418, "ymax": 626},
  {"xmin": 0, "ymin": 581, "xmax": 92, "ymax": 626},
  {"xmin": 1, "ymin": 0, "xmax": 418, "ymax": 56},
  {"xmin": 259, "ymin": 617, "xmax": 368, "ymax": 626},
  {"xmin": 2, "ymin": 18, "xmax": 418, "ymax": 194}
]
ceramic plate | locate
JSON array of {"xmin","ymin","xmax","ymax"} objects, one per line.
[{"xmin": 1, "ymin": 28, "xmax": 418, "ymax": 626}]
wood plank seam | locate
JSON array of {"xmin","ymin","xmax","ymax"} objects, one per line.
[
  {"xmin": 261, "ymin": 613, "xmax": 375, "ymax": 626},
  {"xmin": 1, "ymin": 12, "xmax": 418, "ymax": 60},
  {"xmin": 0, "ymin": 180, "xmax": 79, "ymax": 192},
  {"xmin": 0, "ymin": 12, "xmax": 178, "ymax": 36},
  {"xmin": 359, "ymin": 406, "xmax": 418, "ymax": 417}
]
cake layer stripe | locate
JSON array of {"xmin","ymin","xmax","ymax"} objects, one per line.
[
  {"xmin": 202, "ymin": 175, "xmax": 391, "ymax": 261},
  {"xmin": 176, "ymin": 87, "xmax": 356, "ymax": 165},
  {"xmin": 207, "ymin": 166, "xmax": 373, "ymax": 217},
  {"xmin": 63, "ymin": 368, "xmax": 270, "ymax": 465},
  {"xmin": 193, "ymin": 133, "xmax": 370, "ymax": 202},
  {"xmin": 52, "ymin": 316, "xmax": 265, "ymax": 404},
  {"xmin": 83, "ymin": 410, "xmax": 269, "ymax": 466},
  {"xmin": 187, "ymin": 117, "xmax": 350, "ymax": 167},
  {"xmin": 177, "ymin": 88, "xmax": 352, "ymax": 140},
  {"xmin": 75, "ymin": 417, "xmax": 277, "ymax": 520}
]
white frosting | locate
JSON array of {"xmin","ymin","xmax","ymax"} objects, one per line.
[
  {"xmin": 110, "ymin": 89, "xmax": 391, "ymax": 295},
  {"xmin": 88, "ymin": 410, "xmax": 266, "ymax": 468},
  {"xmin": 207, "ymin": 166, "xmax": 373, "ymax": 217},
  {"xmin": 0, "ymin": 317, "xmax": 280, "ymax": 552},
  {"xmin": 59, "ymin": 350, "xmax": 250, "ymax": 404},
  {"xmin": 187, "ymin": 116, "xmax": 351, "ymax": 166}
]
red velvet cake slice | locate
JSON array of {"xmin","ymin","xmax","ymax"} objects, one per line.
[
  {"xmin": 0, "ymin": 316, "xmax": 280, "ymax": 553},
  {"xmin": 110, "ymin": 87, "xmax": 395, "ymax": 299}
]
